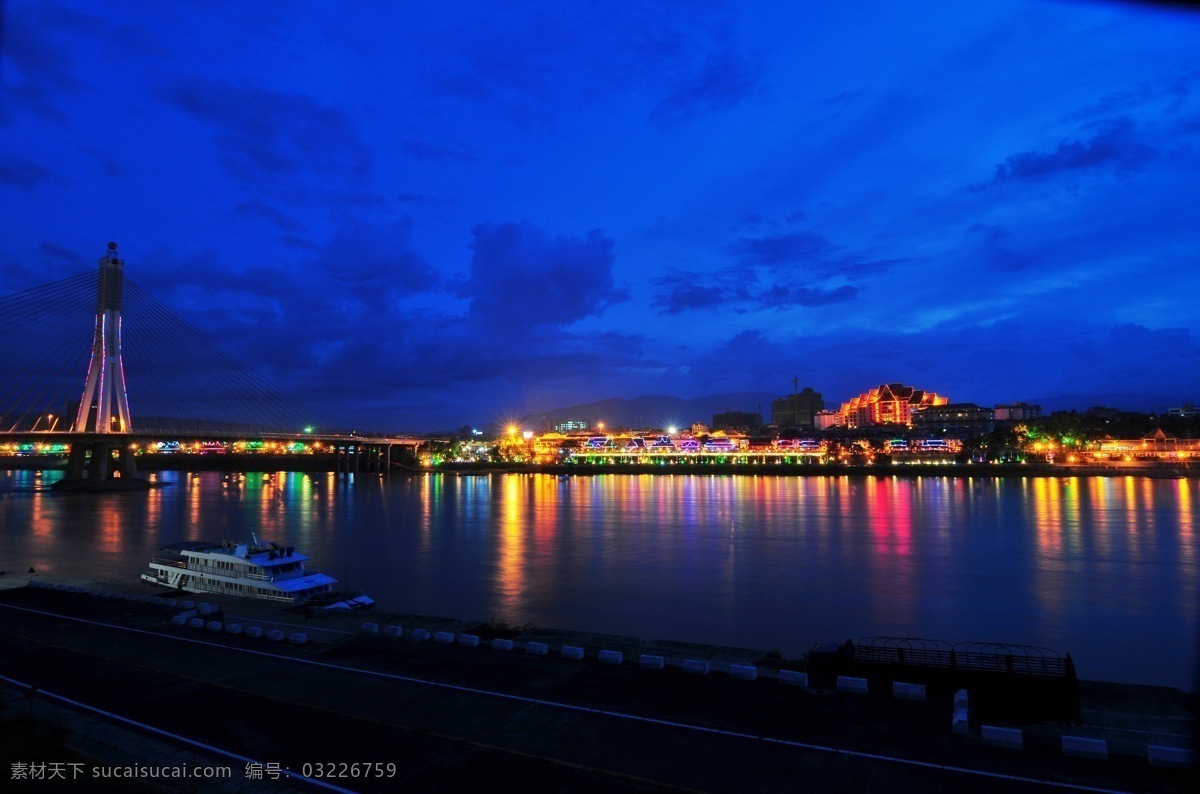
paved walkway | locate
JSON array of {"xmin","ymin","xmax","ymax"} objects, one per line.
[{"xmin": 0, "ymin": 582, "xmax": 1193, "ymax": 793}]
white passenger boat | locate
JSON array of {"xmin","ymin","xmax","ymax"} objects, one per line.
[{"xmin": 140, "ymin": 537, "xmax": 374, "ymax": 610}]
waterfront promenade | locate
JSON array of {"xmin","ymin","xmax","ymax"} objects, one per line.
[{"xmin": 0, "ymin": 577, "xmax": 1192, "ymax": 793}]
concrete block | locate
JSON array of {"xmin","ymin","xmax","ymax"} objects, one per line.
[
  {"xmin": 837, "ymin": 676, "xmax": 868, "ymax": 694},
  {"xmin": 225, "ymin": 623, "xmax": 243, "ymax": 635},
  {"xmin": 360, "ymin": 622, "xmax": 380, "ymax": 634},
  {"xmin": 893, "ymin": 682, "xmax": 926, "ymax": 701},
  {"xmin": 289, "ymin": 633, "xmax": 308, "ymax": 645},
  {"xmin": 382, "ymin": 625, "xmax": 402, "ymax": 637},
  {"xmin": 779, "ymin": 670, "xmax": 808, "ymax": 687},
  {"xmin": 187, "ymin": 618, "xmax": 205, "ymax": 629},
  {"xmin": 560, "ymin": 645, "xmax": 585, "ymax": 660},
  {"xmin": 1147, "ymin": 745, "xmax": 1195, "ymax": 768},
  {"xmin": 458, "ymin": 633, "xmax": 480, "ymax": 647},
  {"xmin": 599, "ymin": 650, "xmax": 623, "ymax": 665},
  {"xmin": 952, "ymin": 707, "xmax": 969, "ymax": 734},
  {"xmin": 411, "ymin": 628, "xmax": 430, "ymax": 641},
  {"xmin": 1062, "ymin": 735, "xmax": 1108, "ymax": 760},
  {"xmin": 682, "ymin": 659, "xmax": 709, "ymax": 675},
  {"xmin": 491, "ymin": 638, "xmax": 514, "ymax": 651},
  {"xmin": 729, "ymin": 664, "xmax": 758, "ymax": 681},
  {"xmin": 170, "ymin": 614, "xmax": 189, "ymax": 626},
  {"xmin": 639, "ymin": 654, "xmax": 665, "ymax": 670},
  {"xmin": 198, "ymin": 602, "xmax": 218, "ymax": 614},
  {"xmin": 981, "ymin": 725, "xmax": 1023, "ymax": 749},
  {"xmin": 265, "ymin": 629, "xmax": 286, "ymax": 642},
  {"xmin": 525, "ymin": 641, "xmax": 549, "ymax": 656},
  {"xmin": 953, "ymin": 689, "xmax": 969, "ymax": 711},
  {"xmin": 177, "ymin": 609, "xmax": 197, "ymax": 620},
  {"xmin": 181, "ymin": 600, "xmax": 195, "ymax": 609},
  {"xmin": 433, "ymin": 631, "xmax": 455, "ymax": 644},
  {"xmin": 205, "ymin": 620, "xmax": 222, "ymax": 631},
  {"xmin": 244, "ymin": 626, "xmax": 263, "ymax": 638}
]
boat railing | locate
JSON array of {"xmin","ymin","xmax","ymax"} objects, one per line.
[
  {"xmin": 150, "ymin": 557, "xmax": 188, "ymax": 569},
  {"xmin": 188, "ymin": 581, "xmax": 294, "ymax": 603},
  {"xmin": 183, "ymin": 562, "xmax": 273, "ymax": 582}
]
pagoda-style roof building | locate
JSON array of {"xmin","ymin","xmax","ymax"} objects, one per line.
[{"xmin": 838, "ymin": 383, "xmax": 948, "ymax": 428}]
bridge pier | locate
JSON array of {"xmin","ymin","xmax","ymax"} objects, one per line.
[
  {"xmin": 334, "ymin": 442, "xmax": 392, "ymax": 475},
  {"xmin": 55, "ymin": 439, "xmax": 147, "ymax": 491}
]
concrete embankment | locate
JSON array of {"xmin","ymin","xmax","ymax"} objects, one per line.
[{"xmin": 0, "ymin": 578, "xmax": 1194, "ymax": 793}]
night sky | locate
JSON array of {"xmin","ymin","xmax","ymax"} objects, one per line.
[{"xmin": 2, "ymin": 1, "xmax": 1198, "ymax": 432}]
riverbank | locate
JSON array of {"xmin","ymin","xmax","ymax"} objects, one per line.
[
  {"xmin": 3, "ymin": 455, "xmax": 1194, "ymax": 478},
  {"xmin": 0, "ymin": 576, "xmax": 1193, "ymax": 792},
  {"xmin": 433, "ymin": 460, "xmax": 1197, "ymax": 478}
]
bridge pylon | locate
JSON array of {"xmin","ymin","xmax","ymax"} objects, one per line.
[
  {"xmin": 55, "ymin": 242, "xmax": 145, "ymax": 491},
  {"xmin": 73, "ymin": 242, "xmax": 132, "ymax": 434}
]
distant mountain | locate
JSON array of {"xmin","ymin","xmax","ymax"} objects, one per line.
[
  {"xmin": 522, "ymin": 392, "xmax": 781, "ymax": 431},
  {"xmin": 1022, "ymin": 393, "xmax": 1191, "ymax": 414}
]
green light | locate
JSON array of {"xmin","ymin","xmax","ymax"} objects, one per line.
[{"xmin": 304, "ymin": 426, "xmax": 314, "ymax": 434}]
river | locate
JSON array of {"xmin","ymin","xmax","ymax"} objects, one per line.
[{"xmin": 1, "ymin": 469, "xmax": 1196, "ymax": 690}]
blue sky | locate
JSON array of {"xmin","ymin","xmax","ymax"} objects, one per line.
[{"xmin": 2, "ymin": 1, "xmax": 1198, "ymax": 431}]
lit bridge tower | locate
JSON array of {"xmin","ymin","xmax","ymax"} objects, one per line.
[
  {"xmin": 59, "ymin": 242, "xmax": 142, "ymax": 489},
  {"xmin": 74, "ymin": 242, "xmax": 132, "ymax": 433}
]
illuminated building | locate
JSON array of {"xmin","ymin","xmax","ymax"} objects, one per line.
[
  {"xmin": 1085, "ymin": 429, "xmax": 1200, "ymax": 463},
  {"xmin": 838, "ymin": 383, "xmax": 948, "ymax": 428},
  {"xmin": 813, "ymin": 410, "xmax": 842, "ymax": 430},
  {"xmin": 772, "ymin": 387, "xmax": 824, "ymax": 427},
  {"xmin": 911, "ymin": 403, "xmax": 993, "ymax": 436},
  {"xmin": 994, "ymin": 402, "xmax": 1041, "ymax": 422},
  {"xmin": 554, "ymin": 419, "xmax": 590, "ymax": 432}
]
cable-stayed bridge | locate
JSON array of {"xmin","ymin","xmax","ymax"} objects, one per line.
[{"xmin": 0, "ymin": 243, "xmax": 415, "ymax": 488}]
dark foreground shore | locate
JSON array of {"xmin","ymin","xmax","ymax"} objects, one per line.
[{"xmin": 0, "ymin": 577, "xmax": 1194, "ymax": 793}]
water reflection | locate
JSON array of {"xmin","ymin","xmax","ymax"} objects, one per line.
[{"xmin": 0, "ymin": 470, "xmax": 1195, "ymax": 689}]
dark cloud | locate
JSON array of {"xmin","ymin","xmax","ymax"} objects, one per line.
[
  {"xmin": 966, "ymin": 225, "xmax": 1038, "ymax": 272},
  {"xmin": 648, "ymin": 47, "xmax": 761, "ymax": 130},
  {"xmin": 117, "ymin": 221, "xmax": 437, "ymax": 395},
  {"xmin": 38, "ymin": 241, "xmax": 77, "ymax": 263},
  {"xmin": 319, "ymin": 219, "xmax": 438, "ymax": 311},
  {"xmin": 731, "ymin": 232, "xmax": 902, "ymax": 281},
  {"xmin": 0, "ymin": 3, "xmax": 97, "ymax": 123},
  {"xmin": 461, "ymin": 221, "xmax": 628, "ymax": 332},
  {"xmin": 402, "ymin": 141, "xmax": 475, "ymax": 163},
  {"xmin": 234, "ymin": 200, "xmax": 302, "ymax": 232},
  {"xmin": 1067, "ymin": 323, "xmax": 1200, "ymax": 381},
  {"xmin": 0, "ymin": 155, "xmax": 55, "ymax": 189},
  {"xmin": 161, "ymin": 77, "xmax": 371, "ymax": 182},
  {"xmin": 652, "ymin": 279, "xmax": 728, "ymax": 314},
  {"xmin": 651, "ymin": 265, "xmax": 857, "ymax": 315},
  {"xmin": 735, "ymin": 232, "xmax": 836, "ymax": 266},
  {"xmin": 984, "ymin": 116, "xmax": 1157, "ymax": 186},
  {"xmin": 425, "ymin": 1, "xmax": 758, "ymax": 131},
  {"xmin": 280, "ymin": 234, "xmax": 320, "ymax": 251},
  {"xmin": 761, "ymin": 284, "xmax": 858, "ymax": 308},
  {"xmin": 1064, "ymin": 84, "xmax": 1154, "ymax": 123}
]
